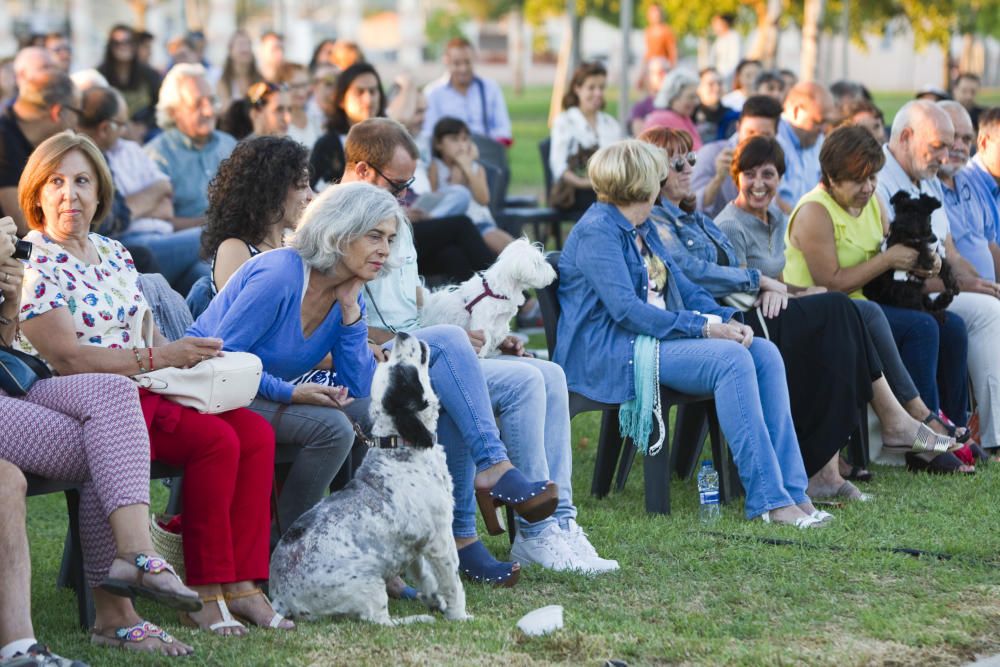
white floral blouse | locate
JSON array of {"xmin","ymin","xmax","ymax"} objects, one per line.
[{"xmin": 17, "ymin": 231, "xmax": 145, "ymax": 355}]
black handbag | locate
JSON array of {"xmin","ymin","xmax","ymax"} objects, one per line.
[{"xmin": 0, "ymin": 345, "xmax": 52, "ymax": 396}]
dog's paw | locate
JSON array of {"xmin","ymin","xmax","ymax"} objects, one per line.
[
  {"xmin": 446, "ymin": 611, "xmax": 473, "ymax": 622},
  {"xmin": 418, "ymin": 591, "xmax": 446, "ymax": 612}
]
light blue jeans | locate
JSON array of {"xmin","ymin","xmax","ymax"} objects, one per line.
[
  {"xmin": 658, "ymin": 337, "xmax": 809, "ymax": 519},
  {"xmin": 119, "ymin": 227, "xmax": 210, "ymax": 297},
  {"xmin": 395, "ymin": 325, "xmax": 511, "ymax": 538},
  {"xmin": 444, "ymin": 355, "xmax": 576, "ymax": 539}
]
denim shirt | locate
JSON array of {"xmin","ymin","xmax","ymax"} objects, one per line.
[
  {"xmin": 554, "ymin": 202, "xmax": 737, "ymax": 404},
  {"xmin": 650, "ymin": 199, "xmax": 761, "ymax": 298}
]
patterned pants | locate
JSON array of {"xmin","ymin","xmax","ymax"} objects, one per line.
[{"xmin": 0, "ymin": 374, "xmax": 151, "ymax": 588}]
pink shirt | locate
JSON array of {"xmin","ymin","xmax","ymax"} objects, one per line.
[{"xmin": 643, "ymin": 110, "xmax": 704, "ymax": 150}]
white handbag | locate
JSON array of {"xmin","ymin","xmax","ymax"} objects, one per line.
[{"xmin": 131, "ymin": 307, "xmax": 263, "ymax": 414}]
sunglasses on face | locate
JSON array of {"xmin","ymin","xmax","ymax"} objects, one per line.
[
  {"xmin": 369, "ymin": 163, "xmax": 415, "ymax": 196},
  {"xmin": 670, "ymin": 152, "xmax": 697, "ymax": 172}
]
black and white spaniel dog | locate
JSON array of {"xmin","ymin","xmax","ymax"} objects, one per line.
[
  {"xmin": 269, "ymin": 333, "xmax": 469, "ymax": 625},
  {"xmin": 863, "ymin": 191, "xmax": 959, "ymax": 321}
]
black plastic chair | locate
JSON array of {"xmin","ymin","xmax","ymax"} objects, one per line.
[{"xmin": 537, "ymin": 252, "xmax": 740, "ymax": 514}]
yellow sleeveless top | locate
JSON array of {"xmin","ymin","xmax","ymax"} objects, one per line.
[{"xmin": 783, "ymin": 186, "xmax": 884, "ymax": 299}]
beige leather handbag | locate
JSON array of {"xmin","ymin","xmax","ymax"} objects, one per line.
[{"xmin": 131, "ymin": 307, "xmax": 263, "ymax": 414}]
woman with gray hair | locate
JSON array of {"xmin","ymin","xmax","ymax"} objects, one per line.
[
  {"xmin": 188, "ymin": 181, "xmax": 401, "ymax": 535},
  {"xmin": 645, "ymin": 68, "xmax": 703, "ymax": 149}
]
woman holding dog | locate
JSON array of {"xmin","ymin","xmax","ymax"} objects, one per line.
[
  {"xmin": 557, "ymin": 139, "xmax": 826, "ymax": 527},
  {"xmin": 15, "ymin": 132, "xmax": 288, "ymax": 643},
  {"xmin": 639, "ymin": 127, "xmax": 961, "ymax": 497},
  {"xmin": 784, "ymin": 125, "xmax": 973, "ymax": 474}
]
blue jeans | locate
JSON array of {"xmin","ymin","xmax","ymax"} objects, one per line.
[
  {"xmin": 878, "ymin": 304, "xmax": 969, "ymax": 425},
  {"xmin": 658, "ymin": 337, "xmax": 809, "ymax": 519},
  {"xmin": 119, "ymin": 228, "xmax": 210, "ymax": 297},
  {"xmin": 395, "ymin": 325, "xmax": 510, "ymax": 538},
  {"xmin": 441, "ymin": 355, "xmax": 576, "ymax": 539}
]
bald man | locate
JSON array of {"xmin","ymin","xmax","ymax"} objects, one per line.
[
  {"xmin": 12, "ymin": 46, "xmax": 57, "ymax": 91},
  {"xmin": 776, "ymin": 81, "xmax": 835, "ymax": 212},
  {"xmin": 878, "ymin": 100, "xmax": 1000, "ymax": 454}
]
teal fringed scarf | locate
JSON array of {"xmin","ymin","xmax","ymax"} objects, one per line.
[{"xmin": 619, "ymin": 334, "xmax": 666, "ymax": 456}]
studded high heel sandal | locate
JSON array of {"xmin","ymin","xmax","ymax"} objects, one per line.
[{"xmin": 475, "ymin": 468, "xmax": 558, "ymax": 536}]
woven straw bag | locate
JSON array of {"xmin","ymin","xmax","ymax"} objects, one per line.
[{"xmin": 149, "ymin": 514, "xmax": 185, "ymax": 582}]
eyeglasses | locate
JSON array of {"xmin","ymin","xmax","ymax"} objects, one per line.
[
  {"xmin": 247, "ymin": 81, "xmax": 286, "ymax": 107},
  {"xmin": 61, "ymin": 105, "xmax": 84, "ymax": 119},
  {"xmin": 670, "ymin": 152, "xmax": 697, "ymax": 172},
  {"xmin": 369, "ymin": 163, "xmax": 415, "ymax": 196},
  {"xmin": 111, "ymin": 38, "xmax": 133, "ymax": 47}
]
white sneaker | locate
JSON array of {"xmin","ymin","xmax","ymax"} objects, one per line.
[
  {"xmin": 511, "ymin": 524, "xmax": 579, "ymax": 572},
  {"xmin": 562, "ymin": 519, "xmax": 620, "ymax": 573}
]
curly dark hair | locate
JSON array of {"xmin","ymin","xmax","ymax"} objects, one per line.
[{"xmin": 201, "ymin": 136, "xmax": 310, "ymax": 260}]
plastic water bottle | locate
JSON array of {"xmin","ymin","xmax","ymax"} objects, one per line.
[{"xmin": 697, "ymin": 460, "xmax": 721, "ymax": 524}]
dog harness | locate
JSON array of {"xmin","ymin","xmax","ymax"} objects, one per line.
[{"xmin": 464, "ymin": 274, "xmax": 509, "ymax": 313}]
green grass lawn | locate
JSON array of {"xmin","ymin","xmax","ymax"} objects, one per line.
[
  {"xmin": 505, "ymin": 87, "xmax": 1000, "ymax": 196},
  {"xmin": 23, "ymin": 416, "xmax": 1000, "ymax": 665}
]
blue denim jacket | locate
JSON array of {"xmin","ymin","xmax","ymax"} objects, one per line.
[
  {"xmin": 554, "ymin": 202, "xmax": 737, "ymax": 404},
  {"xmin": 650, "ymin": 199, "xmax": 761, "ymax": 298}
]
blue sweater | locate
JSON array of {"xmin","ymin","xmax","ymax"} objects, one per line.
[{"xmin": 187, "ymin": 248, "xmax": 375, "ymax": 403}]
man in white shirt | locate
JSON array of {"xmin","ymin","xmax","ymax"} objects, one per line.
[
  {"xmin": 877, "ymin": 100, "xmax": 1000, "ymax": 453},
  {"xmin": 708, "ymin": 14, "xmax": 741, "ymax": 83},
  {"xmin": 422, "ymin": 37, "xmax": 512, "ymax": 146}
]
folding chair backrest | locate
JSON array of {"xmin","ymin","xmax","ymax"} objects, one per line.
[
  {"xmin": 538, "ymin": 137, "xmax": 554, "ymax": 205},
  {"xmin": 473, "ymin": 133, "xmax": 510, "ymax": 201},
  {"xmin": 479, "ymin": 160, "xmax": 507, "ymax": 220},
  {"xmin": 536, "ymin": 251, "xmax": 561, "ymax": 359}
]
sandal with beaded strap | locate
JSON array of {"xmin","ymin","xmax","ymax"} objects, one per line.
[
  {"xmin": 475, "ymin": 469, "xmax": 558, "ymax": 536},
  {"xmin": 179, "ymin": 594, "xmax": 247, "ymax": 636},
  {"xmin": 223, "ymin": 588, "xmax": 295, "ymax": 630},
  {"xmin": 100, "ymin": 553, "xmax": 201, "ymax": 612},
  {"xmin": 91, "ymin": 620, "xmax": 191, "ymax": 655}
]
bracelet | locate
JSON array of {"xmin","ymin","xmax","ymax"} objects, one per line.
[
  {"xmin": 703, "ymin": 321, "xmax": 711, "ymax": 339},
  {"xmin": 148, "ymin": 347, "xmax": 154, "ymax": 371},
  {"xmin": 133, "ymin": 347, "xmax": 148, "ymax": 373}
]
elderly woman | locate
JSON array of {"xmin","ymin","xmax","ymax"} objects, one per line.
[
  {"xmin": 549, "ymin": 61, "xmax": 624, "ymax": 212},
  {"xmin": 644, "ymin": 68, "xmax": 703, "ymax": 149},
  {"xmin": 556, "ymin": 140, "xmax": 825, "ymax": 527},
  {"xmin": 219, "ymin": 81, "xmax": 292, "ymax": 141},
  {"xmin": 784, "ymin": 125, "xmax": 973, "ymax": 474},
  {"xmin": 1, "ymin": 216, "xmax": 196, "ymax": 658},
  {"xmin": 15, "ymin": 132, "xmax": 289, "ymax": 638}
]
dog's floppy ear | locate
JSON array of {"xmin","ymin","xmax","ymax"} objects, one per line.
[
  {"xmin": 917, "ymin": 194, "xmax": 941, "ymax": 214},
  {"xmin": 889, "ymin": 190, "xmax": 914, "ymax": 210},
  {"xmin": 383, "ymin": 364, "xmax": 434, "ymax": 448}
]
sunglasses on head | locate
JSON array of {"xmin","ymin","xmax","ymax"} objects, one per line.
[{"xmin": 670, "ymin": 152, "xmax": 697, "ymax": 172}]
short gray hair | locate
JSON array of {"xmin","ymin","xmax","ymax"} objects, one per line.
[
  {"xmin": 654, "ymin": 68, "xmax": 698, "ymax": 110},
  {"xmin": 156, "ymin": 63, "xmax": 207, "ymax": 129},
  {"xmin": 293, "ymin": 181, "xmax": 408, "ymax": 276},
  {"xmin": 889, "ymin": 99, "xmax": 951, "ymax": 144}
]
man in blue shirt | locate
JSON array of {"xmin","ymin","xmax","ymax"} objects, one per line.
[
  {"xmin": 422, "ymin": 37, "xmax": 512, "ymax": 146},
  {"xmin": 937, "ymin": 101, "xmax": 1000, "ymax": 283},
  {"xmin": 969, "ymin": 107, "xmax": 1000, "ymax": 214},
  {"xmin": 691, "ymin": 94, "xmax": 783, "ymax": 217},
  {"xmin": 775, "ymin": 81, "xmax": 834, "ymax": 213},
  {"xmin": 144, "ymin": 63, "xmax": 236, "ymax": 229}
]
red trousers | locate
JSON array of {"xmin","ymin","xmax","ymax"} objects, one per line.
[{"xmin": 141, "ymin": 390, "xmax": 275, "ymax": 586}]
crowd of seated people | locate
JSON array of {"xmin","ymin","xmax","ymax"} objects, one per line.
[{"xmin": 1, "ymin": 22, "xmax": 999, "ymax": 666}]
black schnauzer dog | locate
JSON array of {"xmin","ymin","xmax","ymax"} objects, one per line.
[{"xmin": 862, "ymin": 191, "xmax": 959, "ymax": 322}]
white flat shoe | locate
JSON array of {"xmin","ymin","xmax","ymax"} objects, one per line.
[
  {"xmin": 760, "ymin": 510, "xmax": 824, "ymax": 529},
  {"xmin": 809, "ymin": 510, "xmax": 835, "ymax": 524}
]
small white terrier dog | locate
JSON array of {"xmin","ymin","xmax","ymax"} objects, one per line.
[
  {"xmin": 420, "ymin": 237, "xmax": 556, "ymax": 357},
  {"xmin": 269, "ymin": 333, "xmax": 469, "ymax": 625}
]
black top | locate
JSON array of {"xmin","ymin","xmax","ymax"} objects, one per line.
[
  {"xmin": 0, "ymin": 105, "xmax": 34, "ymax": 189},
  {"xmin": 309, "ymin": 131, "xmax": 346, "ymax": 190}
]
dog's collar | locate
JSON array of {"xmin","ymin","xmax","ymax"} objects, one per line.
[
  {"xmin": 373, "ymin": 436, "xmax": 401, "ymax": 449},
  {"xmin": 464, "ymin": 274, "xmax": 509, "ymax": 313}
]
